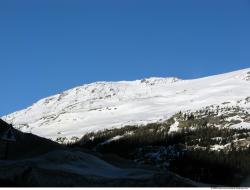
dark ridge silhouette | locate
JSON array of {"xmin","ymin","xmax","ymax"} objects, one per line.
[
  {"xmin": 0, "ymin": 119, "xmax": 10, "ymax": 130},
  {"xmin": 0, "ymin": 119, "xmax": 63, "ymax": 160}
]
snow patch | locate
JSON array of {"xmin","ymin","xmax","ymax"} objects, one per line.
[
  {"xmin": 230, "ymin": 122, "xmax": 250, "ymax": 129},
  {"xmin": 168, "ymin": 120, "xmax": 179, "ymax": 134}
]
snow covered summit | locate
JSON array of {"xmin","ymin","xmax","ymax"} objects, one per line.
[{"xmin": 2, "ymin": 68, "xmax": 250, "ymax": 142}]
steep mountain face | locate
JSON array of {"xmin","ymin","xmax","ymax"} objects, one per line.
[{"xmin": 2, "ymin": 68, "xmax": 250, "ymax": 142}]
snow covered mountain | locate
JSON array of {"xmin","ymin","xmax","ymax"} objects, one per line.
[{"xmin": 2, "ymin": 68, "xmax": 250, "ymax": 142}]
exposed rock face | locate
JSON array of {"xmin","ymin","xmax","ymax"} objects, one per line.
[{"xmin": 244, "ymin": 71, "xmax": 250, "ymax": 81}]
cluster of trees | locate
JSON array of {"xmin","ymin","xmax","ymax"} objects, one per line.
[
  {"xmin": 182, "ymin": 126, "xmax": 250, "ymax": 147},
  {"xmin": 170, "ymin": 146, "xmax": 250, "ymax": 186},
  {"xmin": 70, "ymin": 116, "xmax": 250, "ymax": 152},
  {"xmin": 70, "ymin": 120, "xmax": 173, "ymax": 151}
]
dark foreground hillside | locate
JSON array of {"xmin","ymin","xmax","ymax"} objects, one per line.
[
  {"xmin": 0, "ymin": 119, "xmax": 204, "ymax": 187},
  {"xmin": 70, "ymin": 110, "xmax": 250, "ymax": 187},
  {"xmin": 0, "ymin": 119, "xmax": 63, "ymax": 160}
]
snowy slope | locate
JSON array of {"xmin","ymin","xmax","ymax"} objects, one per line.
[{"xmin": 2, "ymin": 68, "xmax": 250, "ymax": 142}]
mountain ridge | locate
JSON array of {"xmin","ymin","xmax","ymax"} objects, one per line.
[{"xmin": 2, "ymin": 68, "xmax": 250, "ymax": 142}]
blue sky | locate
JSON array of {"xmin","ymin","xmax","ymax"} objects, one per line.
[{"xmin": 0, "ymin": 0, "xmax": 249, "ymax": 116}]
